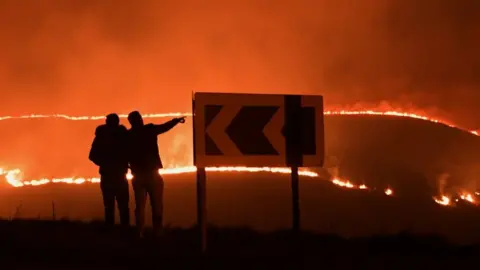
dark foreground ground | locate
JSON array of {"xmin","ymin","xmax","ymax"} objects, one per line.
[{"xmin": 1, "ymin": 219, "xmax": 479, "ymax": 269}]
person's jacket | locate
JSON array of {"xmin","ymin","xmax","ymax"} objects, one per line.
[
  {"xmin": 89, "ymin": 124, "xmax": 129, "ymax": 175},
  {"xmin": 127, "ymin": 119, "xmax": 179, "ymax": 174}
]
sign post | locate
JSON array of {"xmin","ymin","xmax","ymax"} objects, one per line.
[
  {"xmin": 196, "ymin": 167, "xmax": 207, "ymax": 252},
  {"xmin": 290, "ymin": 167, "xmax": 300, "ymax": 234},
  {"xmin": 192, "ymin": 92, "xmax": 324, "ymax": 252},
  {"xmin": 284, "ymin": 94, "xmax": 303, "ymax": 235},
  {"xmin": 192, "ymin": 94, "xmax": 207, "ymax": 253}
]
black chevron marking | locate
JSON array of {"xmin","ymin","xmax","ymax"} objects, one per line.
[
  {"xmin": 280, "ymin": 107, "xmax": 316, "ymax": 155},
  {"xmin": 204, "ymin": 105, "xmax": 223, "ymax": 155},
  {"xmin": 225, "ymin": 106, "xmax": 280, "ymax": 155},
  {"xmin": 202, "ymin": 101, "xmax": 320, "ymax": 161},
  {"xmin": 301, "ymin": 106, "xmax": 316, "ymax": 155}
]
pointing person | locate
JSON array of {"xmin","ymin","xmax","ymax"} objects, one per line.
[{"xmin": 126, "ymin": 111, "xmax": 185, "ymax": 237}]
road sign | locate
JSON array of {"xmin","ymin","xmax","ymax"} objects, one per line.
[
  {"xmin": 192, "ymin": 92, "xmax": 325, "ymax": 253},
  {"xmin": 193, "ymin": 92, "xmax": 324, "ymax": 167}
]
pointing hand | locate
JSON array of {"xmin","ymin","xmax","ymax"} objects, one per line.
[{"xmin": 176, "ymin": 116, "xmax": 186, "ymax": 123}]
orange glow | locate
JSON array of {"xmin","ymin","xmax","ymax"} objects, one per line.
[{"xmin": 384, "ymin": 188, "xmax": 393, "ymax": 196}]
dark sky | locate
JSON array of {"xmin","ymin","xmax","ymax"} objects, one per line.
[{"xmin": 0, "ymin": 0, "xmax": 479, "ymax": 129}]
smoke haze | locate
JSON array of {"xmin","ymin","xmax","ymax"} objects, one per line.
[{"xmin": 0, "ymin": 0, "xmax": 478, "ymax": 126}]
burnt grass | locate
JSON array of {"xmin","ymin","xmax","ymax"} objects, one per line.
[{"xmin": 0, "ymin": 219, "xmax": 479, "ymax": 269}]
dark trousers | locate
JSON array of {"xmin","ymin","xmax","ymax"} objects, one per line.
[
  {"xmin": 131, "ymin": 170, "xmax": 164, "ymax": 235},
  {"xmin": 100, "ymin": 173, "xmax": 130, "ymax": 227}
]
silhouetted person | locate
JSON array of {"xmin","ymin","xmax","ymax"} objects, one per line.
[
  {"xmin": 126, "ymin": 111, "xmax": 185, "ymax": 237},
  {"xmin": 89, "ymin": 113, "xmax": 130, "ymax": 228}
]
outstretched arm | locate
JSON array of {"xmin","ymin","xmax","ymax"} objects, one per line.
[{"xmin": 152, "ymin": 117, "xmax": 185, "ymax": 135}]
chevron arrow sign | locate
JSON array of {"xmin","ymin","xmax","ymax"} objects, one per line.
[{"xmin": 193, "ymin": 92, "xmax": 324, "ymax": 167}]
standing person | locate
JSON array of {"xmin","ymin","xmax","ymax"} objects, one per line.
[
  {"xmin": 89, "ymin": 113, "xmax": 130, "ymax": 228},
  {"xmin": 126, "ymin": 111, "xmax": 185, "ymax": 237}
]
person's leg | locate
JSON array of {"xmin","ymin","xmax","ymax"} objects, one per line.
[
  {"xmin": 132, "ymin": 173, "xmax": 147, "ymax": 237},
  {"xmin": 115, "ymin": 176, "xmax": 130, "ymax": 228},
  {"xmin": 100, "ymin": 176, "xmax": 115, "ymax": 227},
  {"xmin": 146, "ymin": 171, "xmax": 164, "ymax": 237}
]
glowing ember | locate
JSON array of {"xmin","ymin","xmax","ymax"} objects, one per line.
[{"xmin": 384, "ymin": 188, "xmax": 393, "ymax": 196}]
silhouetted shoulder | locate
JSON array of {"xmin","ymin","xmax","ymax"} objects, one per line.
[
  {"xmin": 118, "ymin": 125, "xmax": 127, "ymax": 132},
  {"xmin": 95, "ymin": 124, "xmax": 108, "ymax": 136},
  {"xmin": 142, "ymin": 123, "xmax": 156, "ymax": 133}
]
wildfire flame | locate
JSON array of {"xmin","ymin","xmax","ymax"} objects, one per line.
[
  {"xmin": 432, "ymin": 192, "xmax": 478, "ymax": 206},
  {"xmin": 0, "ymin": 113, "xmax": 189, "ymax": 121},
  {"xmin": 331, "ymin": 178, "xmax": 369, "ymax": 190},
  {"xmin": 0, "ymin": 166, "xmax": 318, "ymax": 188},
  {"xmin": 459, "ymin": 193, "xmax": 476, "ymax": 204},
  {"xmin": 0, "ymin": 109, "xmax": 476, "ymax": 135},
  {"xmin": 434, "ymin": 195, "xmax": 451, "ymax": 206},
  {"xmin": 3, "ymin": 165, "xmax": 476, "ymax": 207},
  {"xmin": 0, "ymin": 108, "xmax": 478, "ymax": 208}
]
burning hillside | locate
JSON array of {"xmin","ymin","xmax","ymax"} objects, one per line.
[{"xmin": 0, "ymin": 108, "xmax": 478, "ymax": 208}]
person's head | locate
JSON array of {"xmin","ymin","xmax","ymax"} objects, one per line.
[
  {"xmin": 128, "ymin": 111, "xmax": 144, "ymax": 128},
  {"xmin": 105, "ymin": 113, "xmax": 120, "ymax": 127}
]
